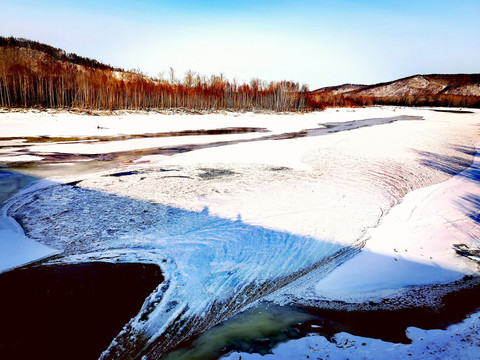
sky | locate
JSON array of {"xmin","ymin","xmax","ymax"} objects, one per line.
[{"xmin": 1, "ymin": 0, "xmax": 479, "ymax": 89}]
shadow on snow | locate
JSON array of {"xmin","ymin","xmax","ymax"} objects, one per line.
[
  {"xmin": 0, "ymin": 168, "xmax": 477, "ymax": 360},
  {"xmin": 416, "ymin": 144, "xmax": 480, "ymax": 183}
]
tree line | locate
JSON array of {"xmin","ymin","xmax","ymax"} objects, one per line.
[
  {"xmin": 360, "ymin": 94, "xmax": 480, "ymax": 108},
  {"xmin": 6, "ymin": 36, "xmax": 475, "ymax": 111},
  {"xmin": 0, "ymin": 38, "xmax": 369, "ymax": 112}
]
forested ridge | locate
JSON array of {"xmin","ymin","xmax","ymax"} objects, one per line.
[
  {"xmin": 0, "ymin": 36, "xmax": 367, "ymax": 112},
  {"xmin": 2, "ymin": 36, "xmax": 477, "ymax": 111},
  {"xmin": 0, "ymin": 36, "xmax": 119, "ymax": 71},
  {"xmin": 314, "ymin": 74, "xmax": 480, "ymax": 108}
]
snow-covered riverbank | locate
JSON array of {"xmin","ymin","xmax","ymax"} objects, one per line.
[
  {"xmin": 1, "ymin": 107, "xmax": 479, "ymax": 359},
  {"xmin": 222, "ymin": 310, "xmax": 480, "ymax": 360},
  {"xmin": 0, "ymin": 172, "xmax": 58, "ymax": 273}
]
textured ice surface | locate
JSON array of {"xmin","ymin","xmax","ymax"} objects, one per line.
[
  {"xmin": 9, "ymin": 183, "xmax": 358, "ymax": 359},
  {"xmin": 289, "ymin": 141, "xmax": 480, "ymax": 305}
]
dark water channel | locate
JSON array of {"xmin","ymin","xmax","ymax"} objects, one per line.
[{"xmin": 0, "ymin": 262, "xmax": 162, "ymax": 360}]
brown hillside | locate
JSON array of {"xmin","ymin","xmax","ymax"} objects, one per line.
[
  {"xmin": 0, "ymin": 36, "xmax": 119, "ymax": 71},
  {"xmin": 313, "ymin": 74, "xmax": 480, "ymax": 108},
  {"xmin": 313, "ymin": 83, "xmax": 367, "ymax": 94},
  {"xmin": 351, "ymin": 74, "xmax": 480, "ymax": 97}
]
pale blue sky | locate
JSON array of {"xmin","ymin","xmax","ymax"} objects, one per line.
[{"xmin": 1, "ymin": 0, "xmax": 479, "ymax": 88}]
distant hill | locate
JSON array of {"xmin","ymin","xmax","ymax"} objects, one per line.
[
  {"xmin": 0, "ymin": 36, "xmax": 119, "ymax": 71},
  {"xmin": 315, "ymin": 74, "xmax": 480, "ymax": 98},
  {"xmin": 313, "ymin": 83, "xmax": 368, "ymax": 94},
  {"xmin": 312, "ymin": 74, "xmax": 480, "ymax": 108}
]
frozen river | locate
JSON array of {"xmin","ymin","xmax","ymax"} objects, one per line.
[{"xmin": 1, "ymin": 107, "xmax": 479, "ymax": 359}]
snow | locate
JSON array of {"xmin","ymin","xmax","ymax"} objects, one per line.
[
  {"xmin": 1, "ymin": 107, "xmax": 479, "ymax": 359},
  {"xmin": 27, "ymin": 132, "xmax": 268, "ymax": 155},
  {"xmin": 0, "ymin": 108, "xmax": 426, "ymax": 162},
  {"xmin": 0, "ymin": 173, "xmax": 59, "ymax": 273},
  {"xmin": 289, "ymin": 141, "xmax": 480, "ymax": 303},
  {"xmin": 0, "ymin": 216, "xmax": 59, "ymax": 273},
  {"xmin": 0, "ymin": 154, "xmax": 44, "ymax": 162},
  {"xmin": 0, "ymin": 110, "xmax": 307, "ymax": 138},
  {"xmin": 0, "ymin": 108, "xmax": 402, "ymax": 138}
]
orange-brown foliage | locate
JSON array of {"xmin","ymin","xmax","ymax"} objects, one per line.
[
  {"xmin": 2, "ymin": 37, "xmax": 478, "ymax": 111},
  {"xmin": 0, "ymin": 42, "xmax": 366, "ymax": 112}
]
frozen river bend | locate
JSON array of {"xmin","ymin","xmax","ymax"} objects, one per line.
[{"xmin": 1, "ymin": 107, "xmax": 479, "ymax": 359}]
